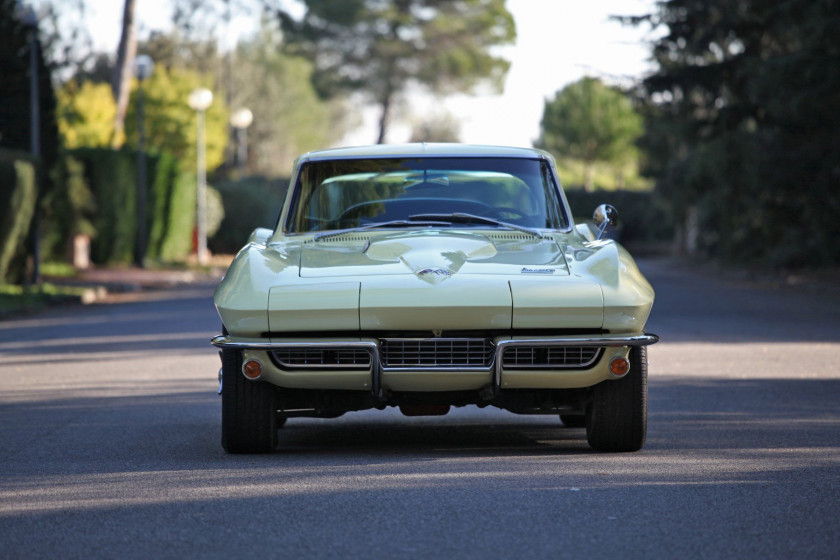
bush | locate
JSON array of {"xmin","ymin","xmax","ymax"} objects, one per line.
[
  {"xmin": 563, "ymin": 188, "xmax": 674, "ymax": 249},
  {"xmin": 209, "ymin": 176, "xmax": 289, "ymax": 253},
  {"xmin": 146, "ymin": 153, "xmax": 196, "ymax": 262},
  {"xmin": 66, "ymin": 148, "xmax": 196, "ymax": 264},
  {"xmin": 42, "ymin": 155, "xmax": 96, "ymax": 262},
  {"xmin": 0, "ymin": 150, "xmax": 38, "ymax": 284}
]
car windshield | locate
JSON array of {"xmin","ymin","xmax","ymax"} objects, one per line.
[{"xmin": 286, "ymin": 157, "xmax": 568, "ymax": 233}]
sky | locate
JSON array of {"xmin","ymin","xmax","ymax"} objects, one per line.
[{"xmin": 77, "ymin": 0, "xmax": 658, "ymax": 147}]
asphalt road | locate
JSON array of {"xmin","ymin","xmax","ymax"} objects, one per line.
[{"xmin": 1, "ymin": 259, "xmax": 838, "ymax": 559}]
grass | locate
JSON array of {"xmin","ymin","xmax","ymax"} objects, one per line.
[{"xmin": 0, "ymin": 283, "xmax": 91, "ymax": 316}]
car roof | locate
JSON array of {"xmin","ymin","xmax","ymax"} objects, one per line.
[{"xmin": 298, "ymin": 143, "xmax": 554, "ymax": 162}]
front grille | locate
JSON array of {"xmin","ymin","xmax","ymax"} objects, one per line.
[
  {"xmin": 380, "ymin": 338, "xmax": 495, "ymax": 369},
  {"xmin": 502, "ymin": 346, "xmax": 601, "ymax": 369},
  {"xmin": 271, "ymin": 348, "xmax": 371, "ymax": 369}
]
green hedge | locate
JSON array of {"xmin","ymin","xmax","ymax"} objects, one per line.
[
  {"xmin": 209, "ymin": 176, "xmax": 289, "ymax": 254},
  {"xmin": 67, "ymin": 148, "xmax": 195, "ymax": 264},
  {"xmin": 563, "ymin": 189, "xmax": 674, "ymax": 248},
  {"xmin": 0, "ymin": 150, "xmax": 38, "ymax": 284}
]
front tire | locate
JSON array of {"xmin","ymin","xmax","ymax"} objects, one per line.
[
  {"xmin": 585, "ymin": 346, "xmax": 647, "ymax": 452},
  {"xmin": 221, "ymin": 348, "xmax": 278, "ymax": 453}
]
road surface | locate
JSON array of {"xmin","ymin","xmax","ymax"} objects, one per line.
[{"xmin": 1, "ymin": 259, "xmax": 838, "ymax": 558}]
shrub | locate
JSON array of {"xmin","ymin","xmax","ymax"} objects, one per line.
[
  {"xmin": 563, "ymin": 188, "xmax": 674, "ymax": 249},
  {"xmin": 209, "ymin": 176, "xmax": 289, "ymax": 253},
  {"xmin": 0, "ymin": 150, "xmax": 38, "ymax": 284}
]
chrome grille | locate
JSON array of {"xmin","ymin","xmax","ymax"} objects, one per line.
[
  {"xmin": 380, "ymin": 338, "xmax": 494, "ymax": 369},
  {"xmin": 502, "ymin": 346, "xmax": 601, "ymax": 369},
  {"xmin": 271, "ymin": 348, "xmax": 371, "ymax": 369}
]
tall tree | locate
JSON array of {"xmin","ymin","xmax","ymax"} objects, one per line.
[
  {"xmin": 111, "ymin": 0, "xmax": 137, "ymax": 148},
  {"xmin": 623, "ymin": 0, "xmax": 840, "ymax": 265},
  {"xmin": 123, "ymin": 67, "xmax": 229, "ymax": 173},
  {"xmin": 538, "ymin": 77, "xmax": 643, "ymax": 191},
  {"xmin": 276, "ymin": 0, "xmax": 515, "ymax": 143}
]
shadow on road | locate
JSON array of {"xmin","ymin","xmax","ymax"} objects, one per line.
[
  {"xmin": 639, "ymin": 258, "xmax": 840, "ymax": 343},
  {"xmin": 2, "ymin": 377, "xmax": 838, "ymax": 475}
]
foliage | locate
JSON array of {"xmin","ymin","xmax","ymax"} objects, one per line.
[
  {"xmin": 42, "ymin": 154, "xmax": 96, "ymax": 262},
  {"xmin": 537, "ymin": 77, "xmax": 643, "ymax": 192},
  {"xmin": 623, "ymin": 0, "xmax": 840, "ymax": 266},
  {"xmin": 231, "ymin": 26, "xmax": 351, "ymax": 176},
  {"xmin": 554, "ymin": 158, "xmax": 652, "ymax": 192},
  {"xmin": 563, "ymin": 188, "xmax": 674, "ymax": 250},
  {"xmin": 0, "ymin": 151, "xmax": 38, "ymax": 284},
  {"xmin": 145, "ymin": 153, "xmax": 197, "ymax": 262},
  {"xmin": 278, "ymin": 0, "xmax": 516, "ymax": 143},
  {"xmin": 408, "ymin": 111, "xmax": 462, "ymax": 143},
  {"xmin": 0, "ymin": 0, "xmax": 60, "ymax": 174},
  {"xmin": 124, "ymin": 66, "xmax": 228, "ymax": 173},
  {"xmin": 68, "ymin": 148, "xmax": 197, "ymax": 264},
  {"xmin": 56, "ymin": 80, "xmax": 116, "ymax": 149},
  {"xmin": 209, "ymin": 176, "xmax": 289, "ymax": 254},
  {"xmin": 0, "ymin": 282, "xmax": 90, "ymax": 315}
]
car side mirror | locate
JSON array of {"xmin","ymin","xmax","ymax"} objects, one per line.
[{"xmin": 592, "ymin": 204, "xmax": 618, "ymax": 240}]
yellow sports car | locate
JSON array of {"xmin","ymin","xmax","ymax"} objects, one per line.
[{"xmin": 212, "ymin": 144, "xmax": 658, "ymax": 453}]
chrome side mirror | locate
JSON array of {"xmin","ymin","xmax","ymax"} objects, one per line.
[{"xmin": 592, "ymin": 204, "xmax": 619, "ymax": 240}]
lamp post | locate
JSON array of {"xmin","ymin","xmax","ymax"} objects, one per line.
[
  {"xmin": 188, "ymin": 88, "xmax": 213, "ymax": 266},
  {"xmin": 133, "ymin": 54, "xmax": 154, "ymax": 268},
  {"xmin": 229, "ymin": 108, "xmax": 253, "ymax": 173},
  {"xmin": 18, "ymin": 2, "xmax": 40, "ymax": 284}
]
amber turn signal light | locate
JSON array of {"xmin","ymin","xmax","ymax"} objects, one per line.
[
  {"xmin": 610, "ymin": 357, "xmax": 630, "ymax": 377},
  {"xmin": 242, "ymin": 359, "xmax": 262, "ymax": 379}
]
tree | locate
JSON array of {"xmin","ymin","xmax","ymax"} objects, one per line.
[
  {"xmin": 537, "ymin": 77, "xmax": 643, "ymax": 192},
  {"xmin": 408, "ymin": 111, "xmax": 461, "ymax": 143},
  {"xmin": 622, "ymin": 0, "xmax": 840, "ymax": 265},
  {"xmin": 231, "ymin": 25, "xmax": 351, "ymax": 175},
  {"xmin": 124, "ymin": 66, "xmax": 228, "ymax": 173},
  {"xmin": 111, "ymin": 0, "xmax": 137, "ymax": 148},
  {"xmin": 277, "ymin": 0, "xmax": 515, "ymax": 143},
  {"xmin": 0, "ymin": 0, "xmax": 59, "ymax": 170},
  {"xmin": 56, "ymin": 80, "xmax": 117, "ymax": 149}
]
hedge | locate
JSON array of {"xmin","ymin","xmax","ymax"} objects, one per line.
[
  {"xmin": 563, "ymin": 188, "xmax": 674, "ymax": 249},
  {"xmin": 68, "ymin": 148, "xmax": 195, "ymax": 264},
  {"xmin": 0, "ymin": 150, "xmax": 38, "ymax": 284},
  {"xmin": 209, "ymin": 176, "xmax": 289, "ymax": 254}
]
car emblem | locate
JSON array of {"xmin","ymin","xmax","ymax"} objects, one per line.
[
  {"xmin": 417, "ymin": 268, "xmax": 452, "ymax": 277},
  {"xmin": 521, "ymin": 267, "xmax": 555, "ymax": 274}
]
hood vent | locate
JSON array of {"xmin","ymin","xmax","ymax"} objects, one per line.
[
  {"xmin": 305, "ymin": 235, "xmax": 372, "ymax": 245},
  {"xmin": 484, "ymin": 233, "xmax": 541, "ymax": 241}
]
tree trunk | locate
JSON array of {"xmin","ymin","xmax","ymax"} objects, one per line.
[
  {"xmin": 376, "ymin": 94, "xmax": 392, "ymax": 144},
  {"xmin": 583, "ymin": 161, "xmax": 594, "ymax": 192},
  {"xmin": 111, "ymin": 0, "xmax": 137, "ymax": 148}
]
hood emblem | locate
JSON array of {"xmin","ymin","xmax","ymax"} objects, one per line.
[
  {"xmin": 521, "ymin": 267, "xmax": 555, "ymax": 274},
  {"xmin": 414, "ymin": 267, "xmax": 454, "ymax": 285},
  {"xmin": 417, "ymin": 268, "xmax": 453, "ymax": 277}
]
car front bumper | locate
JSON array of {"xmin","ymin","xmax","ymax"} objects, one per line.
[{"xmin": 211, "ymin": 333, "xmax": 659, "ymax": 396}]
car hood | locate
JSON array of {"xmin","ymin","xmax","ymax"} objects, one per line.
[{"xmin": 299, "ymin": 230, "xmax": 570, "ymax": 282}]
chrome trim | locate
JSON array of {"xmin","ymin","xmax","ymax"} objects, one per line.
[
  {"xmin": 501, "ymin": 346, "xmax": 602, "ymax": 369},
  {"xmin": 210, "ymin": 332, "xmax": 659, "ymax": 398},
  {"xmin": 379, "ymin": 337, "xmax": 495, "ymax": 372},
  {"xmin": 492, "ymin": 333, "xmax": 659, "ymax": 392},
  {"xmin": 217, "ymin": 367, "xmax": 223, "ymax": 395},
  {"xmin": 271, "ymin": 347, "xmax": 372, "ymax": 369}
]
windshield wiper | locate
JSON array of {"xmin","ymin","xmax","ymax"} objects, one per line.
[
  {"xmin": 407, "ymin": 213, "xmax": 544, "ymax": 238},
  {"xmin": 313, "ymin": 220, "xmax": 451, "ymax": 242}
]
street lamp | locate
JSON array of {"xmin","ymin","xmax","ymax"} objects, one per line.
[
  {"xmin": 133, "ymin": 54, "xmax": 154, "ymax": 268},
  {"xmin": 229, "ymin": 108, "xmax": 253, "ymax": 173},
  {"xmin": 188, "ymin": 88, "xmax": 213, "ymax": 266},
  {"xmin": 17, "ymin": 2, "xmax": 40, "ymax": 284}
]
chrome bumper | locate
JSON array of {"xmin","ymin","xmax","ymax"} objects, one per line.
[{"xmin": 210, "ymin": 333, "xmax": 659, "ymax": 398}]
